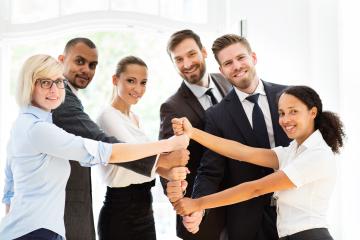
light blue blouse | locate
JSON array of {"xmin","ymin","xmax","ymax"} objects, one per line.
[{"xmin": 0, "ymin": 105, "xmax": 112, "ymax": 239}]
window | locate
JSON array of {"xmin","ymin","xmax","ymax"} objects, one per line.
[
  {"xmin": 10, "ymin": 0, "xmax": 208, "ymax": 24},
  {"xmin": 0, "ymin": 2, "xmax": 223, "ymax": 239}
]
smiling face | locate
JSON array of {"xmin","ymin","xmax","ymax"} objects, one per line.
[
  {"xmin": 170, "ymin": 38, "xmax": 207, "ymax": 86},
  {"xmin": 218, "ymin": 43, "xmax": 258, "ymax": 93},
  {"xmin": 31, "ymin": 74, "xmax": 66, "ymax": 111},
  {"xmin": 278, "ymin": 93, "xmax": 317, "ymax": 145},
  {"xmin": 59, "ymin": 42, "xmax": 98, "ymax": 89},
  {"xmin": 113, "ymin": 64, "xmax": 148, "ymax": 106}
]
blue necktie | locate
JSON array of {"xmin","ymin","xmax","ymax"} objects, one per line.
[{"xmin": 246, "ymin": 93, "xmax": 270, "ymax": 148}]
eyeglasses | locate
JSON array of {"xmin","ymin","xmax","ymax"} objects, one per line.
[{"xmin": 36, "ymin": 78, "xmax": 68, "ymax": 89}]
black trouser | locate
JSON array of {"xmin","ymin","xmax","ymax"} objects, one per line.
[
  {"xmin": 256, "ymin": 205, "xmax": 279, "ymax": 240},
  {"xmin": 279, "ymin": 228, "xmax": 333, "ymax": 240},
  {"xmin": 97, "ymin": 181, "xmax": 156, "ymax": 240},
  {"xmin": 15, "ymin": 228, "xmax": 63, "ymax": 240}
]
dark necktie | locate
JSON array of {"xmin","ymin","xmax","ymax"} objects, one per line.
[
  {"xmin": 246, "ymin": 93, "xmax": 270, "ymax": 148},
  {"xmin": 205, "ymin": 89, "xmax": 218, "ymax": 105}
]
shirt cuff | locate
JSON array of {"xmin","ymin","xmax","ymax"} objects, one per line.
[
  {"xmin": 2, "ymin": 192, "xmax": 13, "ymax": 205},
  {"xmin": 81, "ymin": 139, "xmax": 112, "ymax": 167}
]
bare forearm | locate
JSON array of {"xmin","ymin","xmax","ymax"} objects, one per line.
[
  {"xmin": 192, "ymin": 128, "xmax": 248, "ymax": 159},
  {"xmin": 191, "ymin": 128, "xmax": 278, "ymax": 169},
  {"xmin": 109, "ymin": 140, "xmax": 171, "ymax": 163},
  {"xmin": 196, "ymin": 170, "xmax": 295, "ymax": 211},
  {"xmin": 197, "ymin": 181, "xmax": 261, "ymax": 210}
]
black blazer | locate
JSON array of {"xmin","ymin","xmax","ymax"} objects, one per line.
[
  {"xmin": 192, "ymin": 80, "xmax": 290, "ymax": 240},
  {"xmin": 52, "ymin": 85, "xmax": 156, "ymax": 240},
  {"xmin": 159, "ymin": 73, "xmax": 232, "ymax": 240}
]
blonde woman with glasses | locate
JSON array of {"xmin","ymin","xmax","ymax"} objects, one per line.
[{"xmin": 0, "ymin": 54, "xmax": 188, "ymax": 240}]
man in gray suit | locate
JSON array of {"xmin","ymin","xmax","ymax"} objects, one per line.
[
  {"xmin": 159, "ymin": 30, "xmax": 232, "ymax": 240},
  {"xmin": 53, "ymin": 38, "xmax": 188, "ymax": 240}
]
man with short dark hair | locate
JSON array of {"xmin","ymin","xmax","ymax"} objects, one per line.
[
  {"xmin": 53, "ymin": 37, "xmax": 187, "ymax": 240},
  {"xmin": 191, "ymin": 34, "xmax": 291, "ymax": 240},
  {"xmin": 159, "ymin": 30, "xmax": 232, "ymax": 240}
]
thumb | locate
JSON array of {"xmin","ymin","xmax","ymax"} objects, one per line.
[
  {"xmin": 171, "ymin": 118, "xmax": 181, "ymax": 124},
  {"xmin": 181, "ymin": 180, "xmax": 188, "ymax": 191}
]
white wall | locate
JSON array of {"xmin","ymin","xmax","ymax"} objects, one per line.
[
  {"xmin": 338, "ymin": 0, "xmax": 360, "ymax": 239},
  {"xmin": 225, "ymin": 0, "xmax": 339, "ymax": 106},
  {"xmin": 226, "ymin": 0, "xmax": 311, "ymax": 86}
]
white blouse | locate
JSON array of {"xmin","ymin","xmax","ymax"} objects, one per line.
[
  {"xmin": 273, "ymin": 130, "xmax": 336, "ymax": 237},
  {"xmin": 96, "ymin": 106, "xmax": 156, "ymax": 188}
]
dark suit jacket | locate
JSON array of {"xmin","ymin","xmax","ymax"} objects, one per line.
[
  {"xmin": 52, "ymin": 85, "xmax": 156, "ymax": 240},
  {"xmin": 159, "ymin": 73, "xmax": 232, "ymax": 240},
  {"xmin": 192, "ymin": 80, "xmax": 290, "ymax": 240}
]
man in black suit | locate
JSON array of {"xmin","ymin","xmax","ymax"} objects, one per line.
[
  {"xmin": 159, "ymin": 30, "xmax": 232, "ymax": 240},
  {"xmin": 53, "ymin": 38, "xmax": 188, "ymax": 240},
  {"xmin": 190, "ymin": 34, "xmax": 291, "ymax": 240}
]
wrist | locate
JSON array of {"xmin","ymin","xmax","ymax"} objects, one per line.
[
  {"xmin": 157, "ymin": 153, "xmax": 170, "ymax": 169},
  {"xmin": 195, "ymin": 198, "xmax": 203, "ymax": 212},
  {"xmin": 162, "ymin": 139, "xmax": 173, "ymax": 152},
  {"xmin": 190, "ymin": 128, "xmax": 198, "ymax": 140}
]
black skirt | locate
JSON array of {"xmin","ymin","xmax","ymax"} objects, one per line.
[{"xmin": 97, "ymin": 181, "xmax": 156, "ymax": 240}]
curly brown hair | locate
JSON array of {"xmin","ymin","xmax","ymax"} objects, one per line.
[{"xmin": 280, "ymin": 85, "xmax": 345, "ymax": 153}]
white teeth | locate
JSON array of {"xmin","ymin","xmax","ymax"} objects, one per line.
[
  {"xmin": 184, "ymin": 66, "xmax": 197, "ymax": 74},
  {"xmin": 234, "ymin": 70, "xmax": 246, "ymax": 78},
  {"xmin": 285, "ymin": 126, "xmax": 295, "ymax": 131}
]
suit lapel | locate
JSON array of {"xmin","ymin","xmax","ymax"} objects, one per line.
[
  {"xmin": 65, "ymin": 84, "xmax": 84, "ymax": 111},
  {"xmin": 210, "ymin": 74, "xmax": 228, "ymax": 97},
  {"xmin": 262, "ymin": 80, "xmax": 282, "ymax": 146},
  {"xmin": 179, "ymin": 82, "xmax": 205, "ymax": 120},
  {"xmin": 224, "ymin": 89, "xmax": 258, "ymax": 146}
]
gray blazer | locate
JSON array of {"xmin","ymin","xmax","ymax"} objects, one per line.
[{"xmin": 159, "ymin": 73, "xmax": 232, "ymax": 240}]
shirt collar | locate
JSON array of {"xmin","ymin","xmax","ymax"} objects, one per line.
[
  {"xmin": 289, "ymin": 129, "xmax": 324, "ymax": 151},
  {"xmin": 67, "ymin": 81, "xmax": 78, "ymax": 96},
  {"xmin": 21, "ymin": 105, "xmax": 53, "ymax": 123},
  {"xmin": 299, "ymin": 129, "xmax": 323, "ymax": 149},
  {"xmin": 234, "ymin": 79, "xmax": 266, "ymax": 102},
  {"xmin": 184, "ymin": 72, "xmax": 215, "ymax": 98}
]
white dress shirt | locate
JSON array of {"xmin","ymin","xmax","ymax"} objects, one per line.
[
  {"xmin": 67, "ymin": 81, "xmax": 78, "ymax": 96},
  {"xmin": 96, "ymin": 106, "xmax": 156, "ymax": 187},
  {"xmin": 234, "ymin": 80, "xmax": 275, "ymax": 148},
  {"xmin": 184, "ymin": 72, "xmax": 223, "ymax": 110},
  {"xmin": 273, "ymin": 130, "xmax": 336, "ymax": 237}
]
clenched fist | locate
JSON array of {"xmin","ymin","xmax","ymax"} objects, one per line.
[
  {"xmin": 166, "ymin": 180, "xmax": 188, "ymax": 203},
  {"xmin": 157, "ymin": 149, "xmax": 190, "ymax": 169}
]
